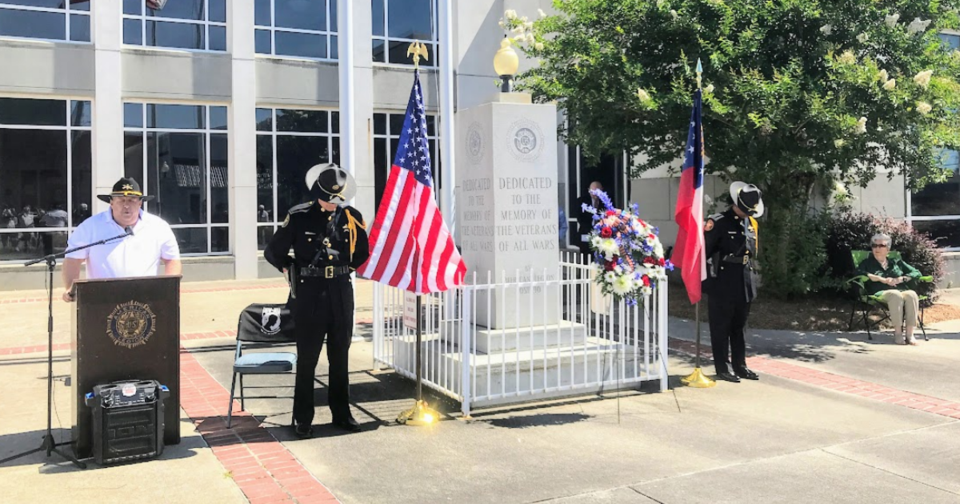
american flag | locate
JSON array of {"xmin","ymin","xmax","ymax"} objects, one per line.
[
  {"xmin": 357, "ymin": 71, "xmax": 467, "ymax": 294},
  {"xmin": 672, "ymin": 89, "xmax": 707, "ymax": 304}
]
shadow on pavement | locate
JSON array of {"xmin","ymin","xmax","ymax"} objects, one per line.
[
  {"xmin": 481, "ymin": 412, "xmax": 592, "ymax": 429},
  {"xmin": 0, "ymin": 427, "xmax": 204, "ymax": 470}
]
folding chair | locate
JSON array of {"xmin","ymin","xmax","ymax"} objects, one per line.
[
  {"xmin": 846, "ymin": 250, "xmax": 932, "ymax": 341},
  {"xmin": 227, "ymin": 302, "xmax": 297, "ymax": 428}
]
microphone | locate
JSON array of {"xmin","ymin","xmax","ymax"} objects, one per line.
[{"xmin": 124, "ymin": 226, "xmax": 134, "ymax": 236}]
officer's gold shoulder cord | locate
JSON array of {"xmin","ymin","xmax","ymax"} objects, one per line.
[
  {"xmin": 344, "ymin": 209, "xmax": 367, "ymax": 260},
  {"xmin": 748, "ymin": 216, "xmax": 759, "ymax": 253}
]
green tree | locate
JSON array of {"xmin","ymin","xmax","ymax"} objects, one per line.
[{"xmin": 503, "ymin": 0, "xmax": 960, "ymax": 297}]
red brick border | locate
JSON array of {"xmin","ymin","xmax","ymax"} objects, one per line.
[
  {"xmin": 669, "ymin": 338, "xmax": 960, "ymax": 420},
  {"xmin": 180, "ymin": 350, "xmax": 339, "ymax": 503}
]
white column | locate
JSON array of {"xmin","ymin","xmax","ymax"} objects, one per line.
[
  {"xmin": 91, "ymin": 0, "xmax": 124, "ymax": 214},
  {"xmin": 228, "ymin": 0, "xmax": 259, "ymax": 279},
  {"xmin": 338, "ymin": 0, "xmax": 356, "ymax": 191},
  {"xmin": 439, "ymin": 0, "xmax": 457, "ymax": 237}
]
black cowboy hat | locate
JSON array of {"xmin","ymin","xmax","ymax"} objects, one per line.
[{"xmin": 96, "ymin": 177, "xmax": 155, "ymax": 203}]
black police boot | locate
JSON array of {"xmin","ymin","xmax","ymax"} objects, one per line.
[
  {"xmin": 715, "ymin": 371, "xmax": 741, "ymax": 383},
  {"xmin": 294, "ymin": 423, "xmax": 314, "ymax": 439},
  {"xmin": 332, "ymin": 415, "xmax": 362, "ymax": 433},
  {"xmin": 735, "ymin": 368, "xmax": 760, "ymax": 381}
]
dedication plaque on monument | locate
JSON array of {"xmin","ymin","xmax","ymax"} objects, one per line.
[{"xmin": 71, "ymin": 275, "xmax": 181, "ymax": 459}]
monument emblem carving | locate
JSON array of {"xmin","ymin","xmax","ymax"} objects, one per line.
[
  {"xmin": 466, "ymin": 122, "xmax": 484, "ymax": 165},
  {"xmin": 506, "ymin": 119, "xmax": 544, "ymax": 162}
]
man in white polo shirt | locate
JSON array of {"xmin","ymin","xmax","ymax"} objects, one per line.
[{"xmin": 61, "ymin": 177, "xmax": 181, "ymax": 302}]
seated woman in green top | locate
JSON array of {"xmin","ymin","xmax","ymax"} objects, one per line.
[{"xmin": 857, "ymin": 233, "xmax": 922, "ymax": 345}]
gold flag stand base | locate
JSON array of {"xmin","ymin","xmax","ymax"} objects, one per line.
[
  {"xmin": 396, "ymin": 400, "xmax": 439, "ymax": 426},
  {"xmin": 681, "ymin": 367, "xmax": 716, "ymax": 388}
]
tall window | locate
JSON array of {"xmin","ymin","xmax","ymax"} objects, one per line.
[
  {"xmin": 0, "ymin": 98, "xmax": 91, "ymax": 262},
  {"xmin": 910, "ymin": 149, "xmax": 960, "ymax": 250},
  {"xmin": 122, "ymin": 0, "xmax": 227, "ymax": 51},
  {"xmin": 123, "ymin": 103, "xmax": 229, "ymax": 255},
  {"xmin": 371, "ymin": 0, "xmax": 438, "ymax": 66},
  {"xmin": 372, "ymin": 111, "xmax": 439, "ymax": 210},
  {"xmin": 255, "ymin": 108, "xmax": 340, "ymax": 250},
  {"xmin": 255, "ymin": 0, "xmax": 338, "ymax": 60},
  {"xmin": 909, "ymin": 32, "xmax": 960, "ymax": 250},
  {"xmin": 0, "ymin": 1, "xmax": 90, "ymax": 42}
]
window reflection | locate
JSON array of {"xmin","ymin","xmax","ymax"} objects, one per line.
[
  {"xmin": 372, "ymin": 0, "xmax": 438, "ymax": 66},
  {"xmin": 0, "ymin": 98, "xmax": 91, "ymax": 262},
  {"xmin": 122, "ymin": 0, "xmax": 226, "ymax": 51},
  {"xmin": 256, "ymin": 107, "xmax": 339, "ymax": 232},
  {"xmin": 0, "ymin": 1, "xmax": 91, "ymax": 43},
  {"xmin": 255, "ymin": 0, "xmax": 336, "ymax": 60},
  {"xmin": 124, "ymin": 103, "xmax": 229, "ymax": 255}
]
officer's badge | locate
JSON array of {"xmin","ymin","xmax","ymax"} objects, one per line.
[
  {"xmin": 282, "ymin": 214, "xmax": 290, "ymax": 227},
  {"xmin": 332, "ymin": 184, "xmax": 340, "ymax": 190},
  {"xmin": 704, "ymin": 219, "xmax": 715, "ymax": 231}
]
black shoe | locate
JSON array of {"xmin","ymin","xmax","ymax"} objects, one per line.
[
  {"xmin": 294, "ymin": 423, "xmax": 314, "ymax": 439},
  {"xmin": 332, "ymin": 416, "xmax": 362, "ymax": 433},
  {"xmin": 716, "ymin": 372, "xmax": 741, "ymax": 383},
  {"xmin": 735, "ymin": 368, "xmax": 760, "ymax": 381}
]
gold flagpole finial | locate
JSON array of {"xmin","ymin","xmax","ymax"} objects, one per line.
[
  {"xmin": 407, "ymin": 41, "xmax": 429, "ymax": 69},
  {"xmin": 696, "ymin": 58, "xmax": 703, "ymax": 90}
]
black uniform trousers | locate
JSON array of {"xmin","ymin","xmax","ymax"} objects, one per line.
[
  {"xmin": 292, "ymin": 275, "xmax": 354, "ymax": 427},
  {"xmin": 708, "ymin": 292, "xmax": 751, "ymax": 375}
]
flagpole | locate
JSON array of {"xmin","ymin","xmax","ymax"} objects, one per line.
[
  {"xmin": 681, "ymin": 58, "xmax": 716, "ymax": 389},
  {"xmin": 397, "ymin": 41, "xmax": 441, "ymax": 425}
]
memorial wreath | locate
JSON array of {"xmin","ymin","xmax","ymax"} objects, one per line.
[{"xmin": 583, "ymin": 189, "xmax": 673, "ymax": 305}]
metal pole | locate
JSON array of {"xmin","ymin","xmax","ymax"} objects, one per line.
[
  {"xmin": 416, "ymin": 294, "xmax": 423, "ymax": 402},
  {"xmin": 695, "ymin": 301, "xmax": 701, "ymax": 368}
]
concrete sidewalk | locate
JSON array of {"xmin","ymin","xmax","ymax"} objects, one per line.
[{"xmin": 1, "ymin": 279, "xmax": 959, "ymax": 503}]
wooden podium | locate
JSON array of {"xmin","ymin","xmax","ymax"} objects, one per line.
[{"xmin": 71, "ymin": 276, "xmax": 181, "ymax": 459}]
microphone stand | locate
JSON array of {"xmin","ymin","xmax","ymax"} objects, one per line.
[{"xmin": 1, "ymin": 228, "xmax": 131, "ymax": 468}]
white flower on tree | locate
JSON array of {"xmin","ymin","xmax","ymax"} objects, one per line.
[
  {"xmin": 670, "ymin": 9, "xmax": 678, "ymax": 20},
  {"xmin": 917, "ymin": 101, "xmax": 933, "ymax": 114},
  {"xmin": 820, "ymin": 24, "xmax": 833, "ymax": 35},
  {"xmin": 838, "ymin": 50, "xmax": 856, "ymax": 65},
  {"xmin": 704, "ymin": 84, "xmax": 715, "ymax": 94},
  {"xmin": 878, "ymin": 69, "xmax": 888, "ymax": 82},
  {"xmin": 884, "ymin": 13, "xmax": 900, "ymax": 27},
  {"xmin": 857, "ymin": 33, "xmax": 869, "ymax": 43},
  {"xmin": 883, "ymin": 79, "xmax": 896, "ymax": 90},
  {"xmin": 505, "ymin": 9, "xmax": 517, "ymax": 20},
  {"xmin": 534, "ymin": 42, "xmax": 544, "ymax": 51},
  {"xmin": 855, "ymin": 117, "xmax": 867, "ymax": 134},
  {"xmin": 914, "ymin": 70, "xmax": 933, "ymax": 88},
  {"xmin": 538, "ymin": 8, "xmax": 546, "ymax": 18},
  {"xmin": 906, "ymin": 18, "xmax": 931, "ymax": 35},
  {"xmin": 636, "ymin": 88, "xmax": 651, "ymax": 102},
  {"xmin": 834, "ymin": 139, "xmax": 846, "ymax": 148}
]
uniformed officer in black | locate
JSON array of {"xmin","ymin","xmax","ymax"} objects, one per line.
[
  {"xmin": 703, "ymin": 182, "xmax": 763, "ymax": 383},
  {"xmin": 265, "ymin": 163, "xmax": 370, "ymax": 437}
]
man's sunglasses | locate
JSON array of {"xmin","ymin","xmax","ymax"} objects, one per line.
[{"xmin": 871, "ymin": 243, "xmax": 888, "ymax": 249}]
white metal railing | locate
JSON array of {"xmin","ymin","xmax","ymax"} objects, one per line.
[{"xmin": 372, "ymin": 256, "xmax": 669, "ymax": 416}]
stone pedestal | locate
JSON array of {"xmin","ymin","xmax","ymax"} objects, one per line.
[{"xmin": 456, "ymin": 98, "xmax": 560, "ymax": 328}]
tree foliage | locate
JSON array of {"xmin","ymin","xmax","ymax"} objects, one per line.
[
  {"xmin": 509, "ymin": 0, "xmax": 960, "ymax": 199},
  {"xmin": 503, "ymin": 0, "xmax": 960, "ymax": 297}
]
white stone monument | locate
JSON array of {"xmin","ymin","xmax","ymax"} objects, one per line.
[{"xmin": 456, "ymin": 94, "xmax": 561, "ymax": 330}]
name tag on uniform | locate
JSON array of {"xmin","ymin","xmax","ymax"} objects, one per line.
[{"xmin": 305, "ymin": 231, "xmax": 316, "ymax": 235}]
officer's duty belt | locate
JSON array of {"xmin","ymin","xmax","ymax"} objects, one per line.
[
  {"xmin": 300, "ymin": 265, "xmax": 352, "ymax": 278},
  {"xmin": 722, "ymin": 255, "xmax": 751, "ymax": 265}
]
